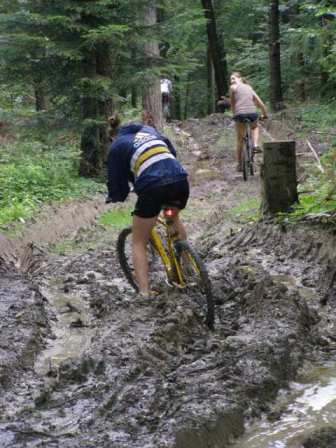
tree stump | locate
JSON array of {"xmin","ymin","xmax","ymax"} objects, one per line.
[{"xmin": 261, "ymin": 140, "xmax": 298, "ymax": 216}]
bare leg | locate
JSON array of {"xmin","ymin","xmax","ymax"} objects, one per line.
[
  {"xmin": 172, "ymin": 214, "xmax": 187, "ymax": 240},
  {"xmin": 235, "ymin": 122, "xmax": 246, "ymax": 164},
  {"xmin": 251, "ymin": 123, "xmax": 259, "ymax": 147},
  {"xmin": 132, "ymin": 215, "xmax": 158, "ymax": 294}
]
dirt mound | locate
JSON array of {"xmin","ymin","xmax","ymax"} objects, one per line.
[{"xmin": 0, "ymin": 196, "xmax": 106, "ymax": 263}]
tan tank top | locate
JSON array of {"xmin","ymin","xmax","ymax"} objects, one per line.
[{"xmin": 232, "ymin": 83, "xmax": 256, "ymax": 115}]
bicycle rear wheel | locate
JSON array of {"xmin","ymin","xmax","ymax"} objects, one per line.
[
  {"xmin": 250, "ymin": 151, "xmax": 254, "ymax": 176},
  {"xmin": 175, "ymin": 241, "xmax": 214, "ymax": 330},
  {"xmin": 117, "ymin": 227, "xmax": 168, "ymax": 293},
  {"xmin": 249, "ymin": 142, "xmax": 254, "ymax": 176},
  {"xmin": 242, "ymin": 143, "xmax": 249, "ymax": 181},
  {"xmin": 163, "ymin": 102, "xmax": 171, "ymax": 120},
  {"xmin": 117, "ymin": 227, "xmax": 138, "ymax": 291}
]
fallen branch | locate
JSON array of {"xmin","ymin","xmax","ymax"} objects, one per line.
[
  {"xmin": 312, "ymin": 130, "xmax": 336, "ymax": 136},
  {"xmin": 306, "ymin": 139, "xmax": 325, "ymax": 173},
  {"xmin": 260, "ymin": 124, "xmax": 276, "ymax": 141},
  {"xmin": 299, "ymin": 211, "xmax": 336, "ymax": 222}
]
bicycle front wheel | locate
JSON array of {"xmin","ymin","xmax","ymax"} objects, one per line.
[
  {"xmin": 117, "ymin": 227, "xmax": 169, "ymax": 293},
  {"xmin": 175, "ymin": 241, "xmax": 214, "ymax": 330}
]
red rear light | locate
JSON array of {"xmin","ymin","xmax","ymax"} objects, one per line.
[{"xmin": 163, "ymin": 208, "xmax": 177, "ymax": 218}]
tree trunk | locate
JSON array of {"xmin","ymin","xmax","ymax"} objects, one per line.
[
  {"xmin": 261, "ymin": 141, "xmax": 298, "ymax": 216},
  {"xmin": 131, "ymin": 85, "xmax": 138, "ymax": 108},
  {"xmin": 288, "ymin": 3, "xmax": 305, "ymax": 101},
  {"xmin": 297, "ymin": 53, "xmax": 306, "ymax": 102},
  {"xmin": 96, "ymin": 44, "xmax": 113, "ymax": 167},
  {"xmin": 142, "ymin": 3, "xmax": 163, "ymax": 130},
  {"xmin": 34, "ymin": 83, "xmax": 46, "ymax": 111},
  {"xmin": 269, "ymin": 0, "xmax": 284, "ymax": 111},
  {"xmin": 174, "ymin": 75, "xmax": 182, "ymax": 120},
  {"xmin": 79, "ymin": 42, "xmax": 113, "ymax": 177},
  {"xmin": 207, "ymin": 46, "xmax": 215, "ymax": 115},
  {"xmin": 184, "ymin": 76, "xmax": 190, "ymax": 120},
  {"xmin": 201, "ymin": 0, "xmax": 228, "ymax": 98},
  {"xmin": 79, "ymin": 49, "xmax": 101, "ymax": 177}
]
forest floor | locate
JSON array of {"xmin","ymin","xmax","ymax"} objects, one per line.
[{"xmin": 0, "ymin": 114, "xmax": 336, "ymax": 448}]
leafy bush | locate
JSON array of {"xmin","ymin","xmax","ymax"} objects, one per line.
[
  {"xmin": 287, "ymin": 103, "xmax": 336, "ymax": 135},
  {"xmin": 285, "ymin": 147, "xmax": 336, "ymax": 222},
  {"xmin": 0, "ymin": 139, "xmax": 104, "ymax": 227}
]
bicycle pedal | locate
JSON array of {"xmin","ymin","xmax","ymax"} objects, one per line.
[
  {"xmin": 171, "ymin": 281, "xmax": 186, "ymax": 289},
  {"xmin": 165, "ymin": 279, "xmax": 175, "ymax": 288}
]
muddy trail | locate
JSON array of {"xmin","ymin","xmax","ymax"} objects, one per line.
[{"xmin": 0, "ymin": 115, "xmax": 336, "ymax": 448}]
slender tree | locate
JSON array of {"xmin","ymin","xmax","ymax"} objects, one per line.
[
  {"xmin": 142, "ymin": 3, "xmax": 163, "ymax": 130},
  {"xmin": 207, "ymin": 45, "xmax": 215, "ymax": 114},
  {"xmin": 201, "ymin": 0, "xmax": 228, "ymax": 98},
  {"xmin": 288, "ymin": 2, "xmax": 306, "ymax": 101},
  {"xmin": 269, "ymin": 0, "xmax": 284, "ymax": 111}
]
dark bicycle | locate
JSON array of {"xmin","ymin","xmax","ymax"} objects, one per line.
[
  {"xmin": 241, "ymin": 116, "xmax": 255, "ymax": 181},
  {"xmin": 162, "ymin": 94, "xmax": 171, "ymax": 121}
]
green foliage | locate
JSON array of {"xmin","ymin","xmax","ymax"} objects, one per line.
[
  {"xmin": 98, "ymin": 207, "xmax": 132, "ymax": 229},
  {"xmin": 229, "ymin": 198, "xmax": 261, "ymax": 223},
  {"xmin": 0, "ymin": 138, "xmax": 104, "ymax": 228},
  {"xmin": 0, "ymin": 0, "xmax": 335, "ymax": 232},
  {"xmin": 282, "ymin": 147, "xmax": 336, "ymax": 223},
  {"xmin": 292, "ymin": 103, "xmax": 336, "ymax": 132},
  {"xmin": 84, "ymin": 24, "xmax": 130, "ymax": 43}
]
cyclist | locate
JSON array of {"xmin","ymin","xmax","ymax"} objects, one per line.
[
  {"xmin": 229, "ymin": 71, "xmax": 268, "ymax": 171},
  {"xmin": 160, "ymin": 78, "xmax": 173, "ymax": 119},
  {"xmin": 217, "ymin": 95, "xmax": 230, "ymax": 113},
  {"xmin": 106, "ymin": 112, "xmax": 189, "ymax": 298}
]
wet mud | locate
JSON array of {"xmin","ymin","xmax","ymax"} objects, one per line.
[{"xmin": 0, "ymin": 115, "xmax": 335, "ymax": 447}]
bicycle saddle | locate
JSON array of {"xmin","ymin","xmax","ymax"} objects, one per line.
[{"xmin": 240, "ymin": 117, "xmax": 255, "ymax": 123}]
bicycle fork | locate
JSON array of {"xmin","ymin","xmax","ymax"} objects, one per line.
[{"xmin": 149, "ymin": 225, "xmax": 185, "ymax": 288}]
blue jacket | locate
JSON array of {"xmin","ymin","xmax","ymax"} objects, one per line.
[{"xmin": 107, "ymin": 123, "xmax": 187, "ymax": 202}]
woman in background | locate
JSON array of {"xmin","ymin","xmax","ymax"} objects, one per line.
[{"xmin": 229, "ymin": 72, "xmax": 268, "ymax": 171}]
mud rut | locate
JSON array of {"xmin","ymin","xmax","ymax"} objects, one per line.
[{"xmin": 0, "ymin": 115, "xmax": 335, "ymax": 448}]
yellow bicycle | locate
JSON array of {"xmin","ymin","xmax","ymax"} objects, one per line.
[{"xmin": 117, "ymin": 206, "xmax": 214, "ymax": 329}]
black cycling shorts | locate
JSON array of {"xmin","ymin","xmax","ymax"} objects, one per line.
[
  {"xmin": 233, "ymin": 113, "xmax": 259, "ymax": 123},
  {"xmin": 134, "ymin": 178, "xmax": 189, "ymax": 218}
]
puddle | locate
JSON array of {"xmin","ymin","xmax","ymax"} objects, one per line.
[
  {"xmin": 232, "ymin": 364, "xmax": 336, "ymax": 448},
  {"xmin": 0, "ymin": 428, "xmax": 15, "ymax": 448},
  {"xmin": 34, "ymin": 290, "xmax": 94, "ymax": 376},
  {"xmin": 271, "ymin": 274, "xmax": 297, "ymax": 288}
]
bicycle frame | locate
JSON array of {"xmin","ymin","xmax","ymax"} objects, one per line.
[
  {"xmin": 243, "ymin": 123, "xmax": 252, "ymax": 160},
  {"xmin": 242, "ymin": 120, "xmax": 254, "ymax": 180},
  {"xmin": 149, "ymin": 213, "xmax": 185, "ymax": 287}
]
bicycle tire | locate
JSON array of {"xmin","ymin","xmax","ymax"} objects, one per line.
[
  {"xmin": 175, "ymin": 240, "xmax": 215, "ymax": 330},
  {"xmin": 117, "ymin": 227, "xmax": 139, "ymax": 292},
  {"xmin": 247, "ymin": 129, "xmax": 254, "ymax": 177},
  {"xmin": 117, "ymin": 227, "xmax": 168, "ymax": 293},
  {"xmin": 242, "ymin": 143, "xmax": 249, "ymax": 181},
  {"xmin": 250, "ymin": 151, "xmax": 254, "ymax": 176},
  {"xmin": 163, "ymin": 103, "xmax": 171, "ymax": 120},
  {"xmin": 248, "ymin": 139, "xmax": 254, "ymax": 176}
]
